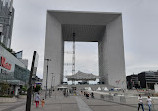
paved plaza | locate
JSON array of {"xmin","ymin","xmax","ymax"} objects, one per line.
[{"xmin": 0, "ymin": 91, "xmax": 157, "ymax": 111}]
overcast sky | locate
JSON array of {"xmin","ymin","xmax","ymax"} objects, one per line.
[{"xmin": 11, "ymin": 0, "xmax": 158, "ymax": 79}]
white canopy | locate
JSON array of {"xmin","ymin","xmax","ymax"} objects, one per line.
[
  {"xmin": 97, "ymin": 87, "xmax": 101, "ymax": 91},
  {"xmin": 85, "ymin": 87, "xmax": 92, "ymax": 91},
  {"xmin": 66, "ymin": 71, "xmax": 99, "ymax": 81},
  {"xmin": 57, "ymin": 86, "xmax": 68, "ymax": 89},
  {"xmin": 104, "ymin": 87, "xmax": 109, "ymax": 91}
]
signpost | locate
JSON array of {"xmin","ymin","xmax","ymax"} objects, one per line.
[{"xmin": 26, "ymin": 51, "xmax": 39, "ymax": 111}]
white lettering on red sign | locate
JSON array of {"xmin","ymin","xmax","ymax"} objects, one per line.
[{"xmin": 0, "ymin": 56, "xmax": 12, "ymax": 70}]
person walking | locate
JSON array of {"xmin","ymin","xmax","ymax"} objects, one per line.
[
  {"xmin": 66, "ymin": 89, "xmax": 69, "ymax": 97},
  {"xmin": 146, "ymin": 96, "xmax": 153, "ymax": 111},
  {"xmin": 35, "ymin": 93, "xmax": 40, "ymax": 108},
  {"xmin": 41, "ymin": 99, "xmax": 45, "ymax": 108},
  {"xmin": 86, "ymin": 92, "xmax": 89, "ymax": 99},
  {"xmin": 84, "ymin": 92, "xmax": 86, "ymax": 96},
  {"xmin": 91, "ymin": 92, "xmax": 94, "ymax": 98},
  {"xmin": 63, "ymin": 90, "xmax": 66, "ymax": 96},
  {"xmin": 138, "ymin": 94, "xmax": 144, "ymax": 111}
]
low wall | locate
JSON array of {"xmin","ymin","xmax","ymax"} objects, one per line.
[
  {"xmin": 0, "ymin": 97, "xmax": 17, "ymax": 103},
  {"xmin": 99, "ymin": 93, "xmax": 126, "ymax": 103},
  {"xmin": 86, "ymin": 91, "xmax": 158, "ymax": 110},
  {"xmin": 19, "ymin": 95, "xmax": 27, "ymax": 99}
]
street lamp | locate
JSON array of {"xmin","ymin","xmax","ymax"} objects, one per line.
[
  {"xmin": 51, "ymin": 73, "xmax": 54, "ymax": 95},
  {"xmin": 45, "ymin": 58, "xmax": 51, "ymax": 99},
  {"xmin": 53, "ymin": 75, "xmax": 56, "ymax": 99}
]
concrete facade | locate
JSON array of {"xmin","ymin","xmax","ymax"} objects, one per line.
[{"xmin": 43, "ymin": 10, "xmax": 126, "ymax": 89}]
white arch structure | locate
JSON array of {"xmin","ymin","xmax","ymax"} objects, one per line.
[{"xmin": 42, "ymin": 10, "xmax": 126, "ymax": 89}]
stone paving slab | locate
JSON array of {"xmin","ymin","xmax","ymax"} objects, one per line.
[
  {"xmin": 11, "ymin": 91, "xmax": 80, "ymax": 111},
  {"xmin": 2, "ymin": 91, "xmax": 158, "ymax": 111},
  {"xmin": 0, "ymin": 98, "xmax": 26, "ymax": 111},
  {"xmin": 75, "ymin": 96, "xmax": 92, "ymax": 111}
]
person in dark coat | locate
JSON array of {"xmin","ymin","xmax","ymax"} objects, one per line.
[
  {"xmin": 91, "ymin": 92, "xmax": 94, "ymax": 98},
  {"xmin": 86, "ymin": 93, "xmax": 89, "ymax": 99}
]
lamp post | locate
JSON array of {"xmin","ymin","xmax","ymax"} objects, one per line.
[
  {"xmin": 54, "ymin": 75, "xmax": 56, "ymax": 99},
  {"xmin": 45, "ymin": 58, "xmax": 51, "ymax": 99},
  {"xmin": 51, "ymin": 73, "xmax": 54, "ymax": 96}
]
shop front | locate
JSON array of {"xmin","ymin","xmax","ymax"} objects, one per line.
[{"xmin": 0, "ymin": 45, "xmax": 29, "ymax": 97}]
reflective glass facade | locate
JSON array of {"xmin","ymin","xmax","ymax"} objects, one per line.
[{"xmin": 14, "ymin": 64, "xmax": 30, "ymax": 84}]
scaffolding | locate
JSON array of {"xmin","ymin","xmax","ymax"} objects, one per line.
[
  {"xmin": 72, "ymin": 33, "xmax": 76, "ymax": 84},
  {"xmin": 64, "ymin": 33, "xmax": 76, "ymax": 84}
]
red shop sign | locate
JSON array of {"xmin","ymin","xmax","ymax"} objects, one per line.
[{"xmin": 0, "ymin": 56, "xmax": 12, "ymax": 70}]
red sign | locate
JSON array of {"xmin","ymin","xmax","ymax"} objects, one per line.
[
  {"xmin": 34, "ymin": 84, "xmax": 36, "ymax": 88},
  {"xmin": 0, "ymin": 56, "xmax": 12, "ymax": 70}
]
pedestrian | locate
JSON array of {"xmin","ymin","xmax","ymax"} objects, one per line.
[
  {"xmin": 86, "ymin": 93, "xmax": 89, "ymax": 99},
  {"xmin": 84, "ymin": 92, "xmax": 86, "ymax": 96},
  {"xmin": 138, "ymin": 94, "xmax": 144, "ymax": 111},
  {"xmin": 63, "ymin": 90, "xmax": 66, "ymax": 96},
  {"xmin": 146, "ymin": 96, "xmax": 153, "ymax": 111},
  {"xmin": 66, "ymin": 89, "xmax": 69, "ymax": 97},
  {"xmin": 81, "ymin": 90, "xmax": 83, "ymax": 94},
  {"xmin": 91, "ymin": 92, "xmax": 94, "ymax": 98},
  {"xmin": 41, "ymin": 99, "xmax": 45, "ymax": 108},
  {"xmin": 35, "ymin": 93, "xmax": 40, "ymax": 108}
]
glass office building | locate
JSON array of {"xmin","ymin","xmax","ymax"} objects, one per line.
[{"xmin": 0, "ymin": 0, "xmax": 14, "ymax": 48}]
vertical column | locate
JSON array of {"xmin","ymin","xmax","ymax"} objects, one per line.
[
  {"xmin": 98, "ymin": 32, "xmax": 108, "ymax": 84},
  {"xmin": 43, "ymin": 12, "xmax": 64, "ymax": 89},
  {"xmin": 100, "ymin": 15, "xmax": 126, "ymax": 89}
]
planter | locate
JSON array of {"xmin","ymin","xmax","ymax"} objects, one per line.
[{"xmin": 0, "ymin": 97, "xmax": 17, "ymax": 103}]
